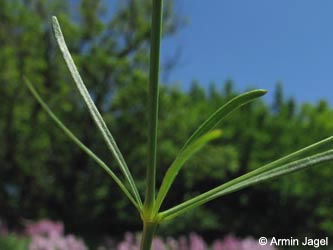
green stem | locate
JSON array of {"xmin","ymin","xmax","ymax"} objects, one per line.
[
  {"xmin": 140, "ymin": 221, "xmax": 158, "ymax": 250},
  {"xmin": 145, "ymin": 0, "xmax": 163, "ymax": 210}
]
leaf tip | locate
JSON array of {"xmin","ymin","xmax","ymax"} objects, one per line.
[
  {"xmin": 51, "ymin": 16, "xmax": 61, "ymax": 36},
  {"xmin": 51, "ymin": 16, "xmax": 58, "ymax": 24},
  {"xmin": 211, "ymin": 129, "xmax": 223, "ymax": 138},
  {"xmin": 22, "ymin": 76, "xmax": 31, "ymax": 87},
  {"xmin": 257, "ymin": 89, "xmax": 268, "ymax": 96}
]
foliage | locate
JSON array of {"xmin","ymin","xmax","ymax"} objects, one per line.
[
  {"xmin": 0, "ymin": 234, "xmax": 29, "ymax": 250},
  {"xmin": 23, "ymin": 0, "xmax": 333, "ymax": 249},
  {"xmin": 1, "ymin": 0, "xmax": 333, "ymax": 244},
  {"xmin": 0, "ymin": 0, "xmax": 178, "ymax": 233}
]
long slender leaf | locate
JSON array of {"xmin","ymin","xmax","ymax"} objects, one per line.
[
  {"xmin": 51, "ymin": 16, "xmax": 142, "ymax": 208},
  {"xmin": 23, "ymin": 77, "xmax": 140, "ymax": 210},
  {"xmin": 159, "ymin": 138, "xmax": 333, "ymax": 220},
  {"xmin": 182, "ymin": 89, "xmax": 267, "ymax": 151},
  {"xmin": 154, "ymin": 90, "xmax": 266, "ymax": 213},
  {"xmin": 154, "ymin": 130, "xmax": 222, "ymax": 213}
]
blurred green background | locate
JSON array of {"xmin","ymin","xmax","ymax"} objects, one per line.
[{"xmin": 1, "ymin": 0, "xmax": 332, "ymax": 243}]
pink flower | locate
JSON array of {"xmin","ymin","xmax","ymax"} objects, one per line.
[
  {"xmin": 25, "ymin": 219, "xmax": 64, "ymax": 237},
  {"xmin": 117, "ymin": 232, "xmax": 140, "ymax": 250},
  {"xmin": 216, "ymin": 235, "xmax": 242, "ymax": 250},
  {"xmin": 189, "ymin": 233, "xmax": 206, "ymax": 250},
  {"xmin": 152, "ymin": 237, "xmax": 166, "ymax": 250},
  {"xmin": 27, "ymin": 219, "xmax": 88, "ymax": 250}
]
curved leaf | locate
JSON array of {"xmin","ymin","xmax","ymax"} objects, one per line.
[
  {"xmin": 154, "ymin": 90, "xmax": 266, "ymax": 213},
  {"xmin": 154, "ymin": 130, "xmax": 222, "ymax": 213},
  {"xmin": 182, "ymin": 89, "xmax": 267, "ymax": 150},
  {"xmin": 159, "ymin": 137, "xmax": 333, "ymax": 220},
  {"xmin": 52, "ymin": 16, "xmax": 142, "ymax": 207},
  {"xmin": 23, "ymin": 77, "xmax": 140, "ymax": 210}
]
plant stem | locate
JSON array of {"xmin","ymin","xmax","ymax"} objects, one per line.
[
  {"xmin": 142, "ymin": 1, "xmax": 163, "ymax": 248},
  {"xmin": 140, "ymin": 221, "xmax": 158, "ymax": 250},
  {"xmin": 145, "ymin": 0, "xmax": 163, "ymax": 210}
]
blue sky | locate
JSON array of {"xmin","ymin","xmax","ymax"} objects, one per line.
[{"xmin": 161, "ymin": 1, "xmax": 333, "ymax": 105}]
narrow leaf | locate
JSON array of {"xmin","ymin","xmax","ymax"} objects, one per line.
[
  {"xmin": 154, "ymin": 130, "xmax": 222, "ymax": 213},
  {"xmin": 154, "ymin": 89, "xmax": 266, "ymax": 213},
  {"xmin": 51, "ymin": 16, "xmax": 142, "ymax": 207},
  {"xmin": 183, "ymin": 89, "xmax": 267, "ymax": 150},
  {"xmin": 23, "ymin": 77, "xmax": 140, "ymax": 210},
  {"xmin": 159, "ymin": 138, "xmax": 333, "ymax": 220}
]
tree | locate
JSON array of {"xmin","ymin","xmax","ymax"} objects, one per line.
[{"xmin": 0, "ymin": 0, "xmax": 179, "ymax": 234}]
